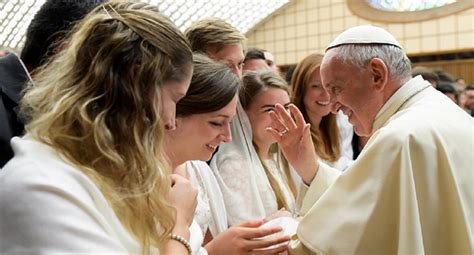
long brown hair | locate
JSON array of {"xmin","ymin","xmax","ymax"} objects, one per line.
[
  {"xmin": 290, "ymin": 53, "xmax": 341, "ymax": 162},
  {"xmin": 176, "ymin": 54, "xmax": 241, "ymax": 117},
  {"xmin": 21, "ymin": 2, "xmax": 192, "ymax": 253},
  {"xmin": 241, "ymin": 70, "xmax": 297, "ymax": 210}
]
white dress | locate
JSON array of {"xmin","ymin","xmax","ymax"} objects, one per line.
[
  {"xmin": 0, "ymin": 135, "xmax": 155, "ymax": 254},
  {"xmin": 186, "ymin": 160, "xmax": 228, "ymax": 237},
  {"xmin": 0, "ymin": 135, "xmax": 207, "ymax": 255}
]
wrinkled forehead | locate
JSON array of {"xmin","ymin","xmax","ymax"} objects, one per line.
[{"xmin": 320, "ymin": 51, "xmax": 339, "ymax": 78}]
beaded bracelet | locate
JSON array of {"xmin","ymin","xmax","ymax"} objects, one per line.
[{"xmin": 169, "ymin": 233, "xmax": 192, "ymax": 254}]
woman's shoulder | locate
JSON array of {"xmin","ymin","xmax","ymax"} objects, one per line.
[{"xmin": 0, "ymin": 136, "xmax": 105, "ymax": 209}]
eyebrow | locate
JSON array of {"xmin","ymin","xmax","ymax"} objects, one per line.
[
  {"xmin": 213, "ymin": 114, "xmax": 231, "ymax": 118},
  {"xmin": 260, "ymin": 103, "xmax": 291, "ymax": 108}
]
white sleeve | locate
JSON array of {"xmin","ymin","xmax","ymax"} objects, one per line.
[{"xmin": 0, "ymin": 160, "xmax": 132, "ymax": 254}]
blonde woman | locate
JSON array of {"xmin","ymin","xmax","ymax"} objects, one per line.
[
  {"xmin": 212, "ymin": 71, "xmax": 297, "ymax": 226},
  {"xmin": 0, "ymin": 2, "xmax": 196, "ymax": 254},
  {"xmin": 165, "ymin": 55, "xmax": 290, "ymax": 254},
  {"xmin": 291, "ymin": 53, "xmax": 353, "ymax": 171}
]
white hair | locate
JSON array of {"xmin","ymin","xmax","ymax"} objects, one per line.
[{"xmin": 329, "ymin": 44, "xmax": 412, "ymax": 81}]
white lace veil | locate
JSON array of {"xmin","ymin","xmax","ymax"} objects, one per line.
[{"xmin": 210, "ymin": 101, "xmax": 278, "ymax": 225}]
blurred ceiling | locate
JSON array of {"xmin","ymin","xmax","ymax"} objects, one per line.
[{"xmin": 0, "ymin": 0, "xmax": 290, "ymax": 50}]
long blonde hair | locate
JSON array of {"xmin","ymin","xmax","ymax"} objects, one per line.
[
  {"xmin": 21, "ymin": 2, "xmax": 192, "ymax": 253},
  {"xmin": 290, "ymin": 53, "xmax": 341, "ymax": 162},
  {"xmin": 240, "ymin": 71, "xmax": 297, "ymax": 210}
]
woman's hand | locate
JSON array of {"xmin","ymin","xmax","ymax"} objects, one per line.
[
  {"xmin": 163, "ymin": 174, "xmax": 198, "ymax": 255},
  {"xmin": 169, "ymin": 174, "xmax": 198, "ymax": 232},
  {"xmin": 205, "ymin": 220, "xmax": 290, "ymax": 255},
  {"xmin": 266, "ymin": 104, "xmax": 318, "ymax": 185}
]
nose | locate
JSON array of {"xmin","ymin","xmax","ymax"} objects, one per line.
[
  {"xmin": 164, "ymin": 113, "xmax": 176, "ymax": 131},
  {"xmin": 230, "ymin": 65, "xmax": 242, "ymax": 79},
  {"xmin": 321, "ymin": 87, "xmax": 331, "ymax": 102},
  {"xmin": 221, "ymin": 124, "xmax": 232, "ymax": 143}
]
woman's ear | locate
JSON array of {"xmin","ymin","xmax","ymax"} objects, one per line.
[{"xmin": 368, "ymin": 58, "xmax": 388, "ymax": 91}]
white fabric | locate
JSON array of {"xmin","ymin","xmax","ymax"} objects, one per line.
[
  {"xmin": 0, "ymin": 135, "xmax": 151, "ymax": 254},
  {"xmin": 322, "ymin": 111, "xmax": 354, "ymax": 171},
  {"xmin": 186, "ymin": 160, "xmax": 228, "ymax": 237},
  {"xmin": 327, "ymin": 25, "xmax": 403, "ymax": 50},
  {"xmin": 290, "ymin": 76, "xmax": 474, "ymax": 254},
  {"xmin": 188, "ymin": 220, "xmax": 207, "ymax": 255},
  {"xmin": 210, "ymin": 102, "xmax": 295, "ymax": 226},
  {"xmin": 260, "ymin": 216, "xmax": 299, "ymax": 242}
]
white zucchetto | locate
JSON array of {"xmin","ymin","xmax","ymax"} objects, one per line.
[{"xmin": 326, "ymin": 25, "xmax": 402, "ymax": 51}]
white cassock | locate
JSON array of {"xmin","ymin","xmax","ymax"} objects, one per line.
[{"xmin": 289, "ymin": 76, "xmax": 474, "ymax": 254}]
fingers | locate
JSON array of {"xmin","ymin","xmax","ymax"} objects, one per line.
[
  {"xmin": 241, "ymin": 226, "xmax": 283, "ymax": 239},
  {"xmin": 265, "ymin": 126, "xmax": 283, "ymax": 142},
  {"xmin": 268, "ymin": 110, "xmax": 288, "ymax": 134},
  {"xmin": 288, "ymin": 104, "xmax": 306, "ymax": 129},
  {"xmin": 250, "ymin": 243, "xmax": 289, "ymax": 255},
  {"xmin": 268, "ymin": 104, "xmax": 307, "ymax": 134},
  {"xmin": 274, "ymin": 104, "xmax": 297, "ymax": 131},
  {"xmin": 246, "ymin": 234, "xmax": 291, "ymax": 251},
  {"xmin": 237, "ymin": 219, "xmax": 265, "ymax": 228}
]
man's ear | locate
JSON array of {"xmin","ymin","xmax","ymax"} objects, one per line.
[{"xmin": 368, "ymin": 58, "xmax": 388, "ymax": 91}]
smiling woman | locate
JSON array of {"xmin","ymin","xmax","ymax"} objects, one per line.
[
  {"xmin": 290, "ymin": 53, "xmax": 353, "ymax": 170},
  {"xmin": 0, "ymin": 2, "xmax": 195, "ymax": 254},
  {"xmin": 210, "ymin": 70, "xmax": 298, "ymax": 227},
  {"xmin": 165, "ymin": 53, "xmax": 241, "ymax": 168},
  {"xmin": 164, "ymin": 55, "xmax": 290, "ymax": 255}
]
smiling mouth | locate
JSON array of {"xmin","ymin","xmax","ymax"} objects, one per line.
[
  {"xmin": 316, "ymin": 101, "xmax": 330, "ymax": 106},
  {"xmin": 206, "ymin": 144, "xmax": 217, "ymax": 151}
]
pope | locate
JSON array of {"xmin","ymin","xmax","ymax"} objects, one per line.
[{"xmin": 266, "ymin": 25, "xmax": 474, "ymax": 254}]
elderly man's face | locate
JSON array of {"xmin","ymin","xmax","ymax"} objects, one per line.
[{"xmin": 320, "ymin": 52, "xmax": 384, "ymax": 137}]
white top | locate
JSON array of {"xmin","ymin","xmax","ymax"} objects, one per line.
[
  {"xmin": 324, "ymin": 111, "xmax": 354, "ymax": 171},
  {"xmin": 186, "ymin": 160, "xmax": 228, "ymax": 237},
  {"xmin": 0, "ymin": 136, "xmax": 205, "ymax": 255},
  {"xmin": 290, "ymin": 76, "xmax": 474, "ymax": 254},
  {"xmin": 0, "ymin": 135, "xmax": 150, "ymax": 254}
]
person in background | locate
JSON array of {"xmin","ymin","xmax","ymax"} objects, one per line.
[
  {"xmin": 243, "ymin": 47, "xmax": 270, "ymax": 72},
  {"xmin": 411, "ymin": 66, "xmax": 439, "ymax": 88},
  {"xmin": 185, "ymin": 17, "xmax": 246, "ymax": 78},
  {"xmin": 165, "ymin": 54, "xmax": 290, "ymax": 254},
  {"xmin": 290, "ymin": 53, "xmax": 353, "ymax": 170},
  {"xmin": 0, "ymin": 0, "xmax": 104, "ymax": 168},
  {"xmin": 263, "ymin": 25, "xmax": 472, "ymax": 254},
  {"xmin": 212, "ymin": 70, "xmax": 297, "ymax": 226},
  {"xmin": 436, "ymin": 81, "xmax": 458, "ymax": 104},
  {"xmin": 462, "ymin": 84, "xmax": 474, "ymax": 116},
  {"xmin": 263, "ymin": 50, "xmax": 280, "ymax": 73},
  {"xmin": 0, "ymin": 2, "xmax": 197, "ymax": 254}
]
